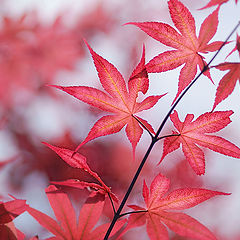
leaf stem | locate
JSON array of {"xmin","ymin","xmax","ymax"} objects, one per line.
[
  {"xmin": 104, "ymin": 140, "xmax": 155, "ymax": 239},
  {"xmin": 132, "ymin": 114, "xmax": 154, "ymax": 139},
  {"xmin": 119, "ymin": 209, "xmax": 148, "ymax": 218},
  {"xmin": 156, "ymin": 133, "xmax": 180, "ymax": 142},
  {"xmin": 108, "ymin": 192, "xmax": 116, "ymax": 214},
  {"xmin": 153, "ymin": 23, "xmax": 240, "ymax": 142},
  {"xmin": 104, "ymin": 21, "xmax": 240, "ymax": 240}
]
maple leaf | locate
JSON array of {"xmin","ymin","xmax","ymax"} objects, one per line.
[
  {"xmin": 200, "ymin": 0, "xmax": 238, "ymax": 10},
  {"xmin": 27, "ymin": 17, "xmax": 81, "ymax": 82},
  {"xmin": 128, "ymin": 0, "xmax": 223, "ymax": 103},
  {"xmin": 0, "ymin": 222, "xmax": 20, "ymax": 240},
  {"xmin": 0, "ymin": 221, "xmax": 32, "ymax": 240},
  {"xmin": 212, "ymin": 62, "xmax": 240, "ymax": 110},
  {"xmin": 0, "ymin": 198, "xmax": 27, "ymax": 239},
  {"xmin": 225, "ymin": 34, "xmax": 240, "ymax": 59},
  {"xmin": 211, "ymin": 34, "xmax": 240, "ymax": 110},
  {"xmin": 27, "ymin": 185, "xmax": 125, "ymax": 240},
  {"xmin": 160, "ymin": 110, "xmax": 240, "ymax": 175},
  {"xmin": 50, "ymin": 179, "xmax": 118, "ymax": 202},
  {"xmin": 75, "ymin": 2, "xmax": 117, "ymax": 36},
  {"xmin": 0, "ymin": 13, "xmax": 37, "ymax": 106},
  {"xmin": 51, "ymin": 43, "xmax": 165, "ymax": 158},
  {"xmin": 43, "ymin": 142, "xmax": 118, "ymax": 202},
  {"xmin": 122, "ymin": 174, "xmax": 229, "ymax": 240},
  {"xmin": 0, "ymin": 13, "xmax": 82, "ymax": 107},
  {"xmin": 0, "ymin": 198, "xmax": 27, "ymax": 224}
]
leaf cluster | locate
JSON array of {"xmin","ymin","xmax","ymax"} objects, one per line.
[{"xmin": 1, "ymin": 0, "xmax": 240, "ymax": 239}]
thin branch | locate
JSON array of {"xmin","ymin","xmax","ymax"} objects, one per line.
[
  {"xmin": 156, "ymin": 133, "xmax": 180, "ymax": 142},
  {"xmin": 153, "ymin": 21, "xmax": 240, "ymax": 142},
  {"xmin": 108, "ymin": 192, "xmax": 116, "ymax": 215},
  {"xmin": 103, "ymin": 21, "xmax": 240, "ymax": 240},
  {"xmin": 132, "ymin": 114, "xmax": 154, "ymax": 139},
  {"xmin": 103, "ymin": 140, "xmax": 155, "ymax": 240},
  {"xmin": 119, "ymin": 210, "xmax": 148, "ymax": 218}
]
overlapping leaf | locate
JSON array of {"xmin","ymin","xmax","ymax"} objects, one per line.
[
  {"xmin": 0, "ymin": 198, "xmax": 27, "ymax": 240},
  {"xmin": 160, "ymin": 110, "xmax": 240, "ymax": 175},
  {"xmin": 200, "ymin": 0, "xmax": 238, "ymax": 10},
  {"xmin": 212, "ymin": 34, "xmax": 240, "ymax": 109},
  {"xmin": 129, "ymin": 0, "xmax": 223, "ymax": 103},
  {"xmin": 0, "ymin": 222, "xmax": 22, "ymax": 240},
  {"xmin": 225, "ymin": 34, "xmax": 240, "ymax": 59},
  {"xmin": 122, "ymin": 174, "xmax": 228, "ymax": 240},
  {"xmin": 51, "ymin": 43, "xmax": 165, "ymax": 158},
  {"xmin": 27, "ymin": 185, "xmax": 125, "ymax": 240},
  {"xmin": 0, "ymin": 199, "xmax": 27, "ymax": 224},
  {"xmin": 43, "ymin": 142, "xmax": 118, "ymax": 202},
  {"xmin": 212, "ymin": 62, "xmax": 240, "ymax": 110}
]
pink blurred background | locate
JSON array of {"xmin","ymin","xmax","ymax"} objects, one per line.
[{"xmin": 0, "ymin": 0, "xmax": 240, "ymax": 239}]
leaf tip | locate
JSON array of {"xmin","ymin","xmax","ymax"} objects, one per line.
[
  {"xmin": 42, "ymin": 141, "xmax": 54, "ymax": 150},
  {"xmin": 83, "ymin": 38, "xmax": 90, "ymax": 48},
  {"xmin": 123, "ymin": 22, "xmax": 137, "ymax": 27},
  {"xmin": 47, "ymin": 84, "xmax": 65, "ymax": 92},
  {"xmin": 83, "ymin": 38, "xmax": 94, "ymax": 55}
]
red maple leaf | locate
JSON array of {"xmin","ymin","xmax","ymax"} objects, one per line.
[
  {"xmin": 27, "ymin": 17, "xmax": 81, "ymax": 82},
  {"xmin": 0, "ymin": 14, "xmax": 33, "ymax": 107},
  {"xmin": 128, "ymin": 0, "xmax": 223, "ymax": 103},
  {"xmin": 122, "ymin": 174, "xmax": 229, "ymax": 240},
  {"xmin": 51, "ymin": 43, "xmax": 165, "ymax": 158},
  {"xmin": 0, "ymin": 221, "xmax": 25, "ymax": 240},
  {"xmin": 43, "ymin": 142, "xmax": 118, "ymax": 202},
  {"xmin": 225, "ymin": 34, "xmax": 240, "ymax": 59},
  {"xmin": 200, "ymin": 0, "xmax": 238, "ymax": 10},
  {"xmin": 160, "ymin": 110, "xmax": 240, "ymax": 175},
  {"xmin": 211, "ymin": 34, "xmax": 240, "ymax": 110},
  {"xmin": 0, "ymin": 13, "xmax": 81, "ymax": 107},
  {"xmin": 212, "ymin": 62, "xmax": 240, "ymax": 110},
  {"xmin": 27, "ymin": 185, "xmax": 125, "ymax": 240},
  {"xmin": 0, "ymin": 198, "xmax": 27, "ymax": 224},
  {"xmin": 75, "ymin": 2, "xmax": 117, "ymax": 37}
]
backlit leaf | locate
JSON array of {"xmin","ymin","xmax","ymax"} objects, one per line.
[
  {"xmin": 160, "ymin": 110, "xmax": 240, "ymax": 175},
  {"xmin": 129, "ymin": 0, "xmax": 222, "ymax": 103},
  {"xmin": 123, "ymin": 174, "xmax": 228, "ymax": 240},
  {"xmin": 51, "ymin": 43, "xmax": 165, "ymax": 159},
  {"xmin": 212, "ymin": 62, "xmax": 240, "ymax": 110},
  {"xmin": 200, "ymin": 0, "xmax": 238, "ymax": 10},
  {"xmin": 27, "ymin": 186, "xmax": 124, "ymax": 240},
  {"xmin": 0, "ymin": 199, "xmax": 27, "ymax": 224}
]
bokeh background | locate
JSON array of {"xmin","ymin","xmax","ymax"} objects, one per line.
[{"xmin": 0, "ymin": 0, "xmax": 240, "ymax": 239}]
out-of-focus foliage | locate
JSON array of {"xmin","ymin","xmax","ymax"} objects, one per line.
[{"xmin": 0, "ymin": 0, "xmax": 239, "ymax": 239}]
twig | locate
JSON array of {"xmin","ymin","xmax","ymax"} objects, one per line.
[
  {"xmin": 132, "ymin": 115, "xmax": 154, "ymax": 139},
  {"xmin": 119, "ymin": 210, "xmax": 148, "ymax": 218},
  {"xmin": 156, "ymin": 133, "xmax": 180, "ymax": 142},
  {"xmin": 108, "ymin": 192, "xmax": 116, "ymax": 215},
  {"xmin": 103, "ymin": 21, "xmax": 240, "ymax": 240}
]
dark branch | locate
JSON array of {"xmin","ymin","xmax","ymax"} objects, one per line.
[
  {"xmin": 119, "ymin": 209, "xmax": 148, "ymax": 218},
  {"xmin": 156, "ymin": 133, "xmax": 180, "ymax": 142},
  {"xmin": 108, "ymin": 192, "xmax": 116, "ymax": 215},
  {"xmin": 132, "ymin": 114, "xmax": 154, "ymax": 139},
  {"xmin": 103, "ymin": 21, "xmax": 240, "ymax": 240}
]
